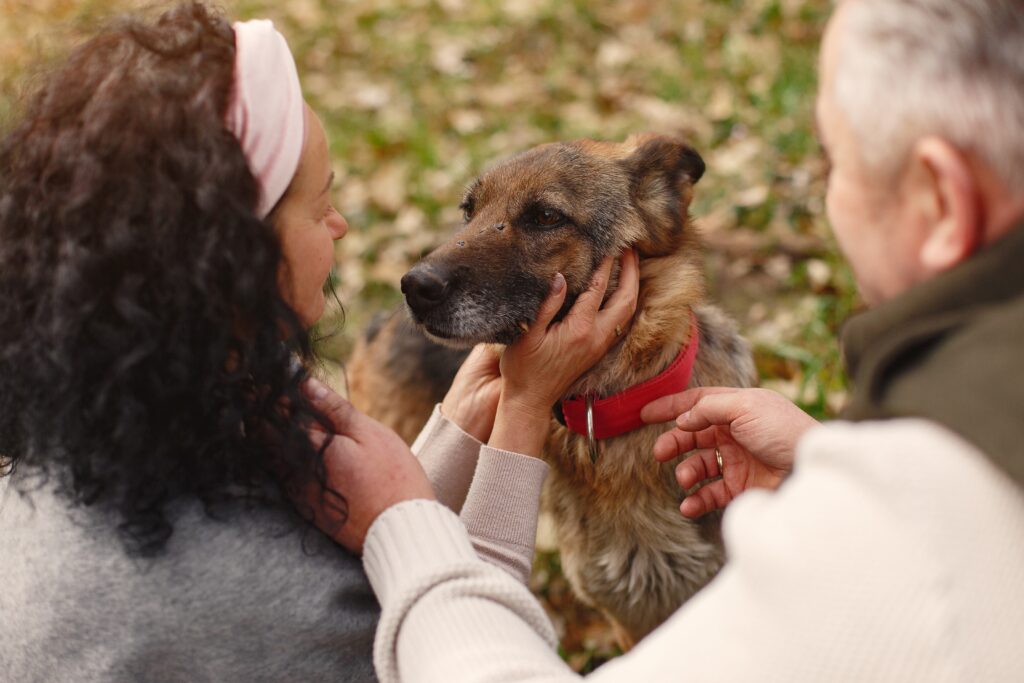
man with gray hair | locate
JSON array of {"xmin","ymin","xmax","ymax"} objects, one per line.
[{"xmin": 310, "ymin": 1, "xmax": 1024, "ymax": 680}]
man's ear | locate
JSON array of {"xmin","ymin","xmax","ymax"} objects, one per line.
[
  {"xmin": 913, "ymin": 137, "xmax": 984, "ymax": 274},
  {"xmin": 623, "ymin": 133, "xmax": 705, "ymax": 256}
]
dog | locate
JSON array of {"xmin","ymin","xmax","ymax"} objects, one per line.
[{"xmin": 348, "ymin": 133, "xmax": 756, "ymax": 645}]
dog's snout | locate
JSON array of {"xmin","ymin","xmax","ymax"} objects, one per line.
[{"xmin": 401, "ymin": 265, "xmax": 450, "ymax": 316}]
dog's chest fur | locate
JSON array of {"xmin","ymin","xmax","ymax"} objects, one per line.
[{"xmin": 536, "ymin": 241, "xmax": 755, "ymax": 642}]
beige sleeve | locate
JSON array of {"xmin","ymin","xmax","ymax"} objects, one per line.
[
  {"xmin": 460, "ymin": 446, "xmax": 549, "ymax": 584},
  {"xmin": 411, "ymin": 405, "xmax": 549, "ymax": 583},
  {"xmin": 362, "ymin": 421, "xmax": 1016, "ymax": 683},
  {"xmin": 411, "ymin": 405, "xmax": 482, "ymax": 513},
  {"xmin": 363, "ymin": 500, "xmax": 564, "ymax": 683}
]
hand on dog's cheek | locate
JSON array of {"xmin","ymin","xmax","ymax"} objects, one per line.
[
  {"xmin": 300, "ymin": 378, "xmax": 436, "ymax": 553},
  {"xmin": 490, "ymin": 250, "xmax": 640, "ymax": 458},
  {"xmin": 441, "ymin": 344, "xmax": 503, "ymax": 442}
]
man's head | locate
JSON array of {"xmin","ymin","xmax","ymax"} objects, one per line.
[{"xmin": 818, "ymin": 0, "xmax": 1024, "ymax": 305}]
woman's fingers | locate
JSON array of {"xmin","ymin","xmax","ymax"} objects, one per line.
[
  {"xmin": 304, "ymin": 377, "xmax": 363, "ymax": 437},
  {"xmin": 464, "ymin": 342, "xmax": 503, "ymax": 374},
  {"xmin": 530, "ymin": 273, "xmax": 567, "ymax": 335},
  {"xmin": 594, "ymin": 249, "xmax": 639, "ymax": 341},
  {"xmin": 569, "ymin": 254, "xmax": 616, "ymax": 325},
  {"xmin": 601, "ymin": 249, "xmax": 639, "ymax": 312}
]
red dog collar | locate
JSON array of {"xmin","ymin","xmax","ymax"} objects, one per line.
[{"xmin": 561, "ymin": 317, "xmax": 699, "ymax": 442}]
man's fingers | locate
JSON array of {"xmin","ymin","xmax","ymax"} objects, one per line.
[
  {"xmin": 679, "ymin": 481, "xmax": 731, "ymax": 519},
  {"xmin": 676, "ymin": 391, "xmax": 749, "ymax": 432},
  {"xmin": 675, "ymin": 448, "xmax": 718, "ymax": 488},
  {"xmin": 653, "ymin": 428, "xmax": 698, "ymax": 462},
  {"xmin": 641, "ymin": 387, "xmax": 736, "ymax": 424}
]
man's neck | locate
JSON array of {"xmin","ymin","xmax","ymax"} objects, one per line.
[{"xmin": 972, "ymin": 154, "xmax": 1024, "ymax": 246}]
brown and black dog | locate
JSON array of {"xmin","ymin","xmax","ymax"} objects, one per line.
[{"xmin": 348, "ymin": 133, "xmax": 756, "ymax": 645}]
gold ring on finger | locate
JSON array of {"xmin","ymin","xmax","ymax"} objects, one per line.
[{"xmin": 715, "ymin": 446, "xmax": 723, "ymax": 475}]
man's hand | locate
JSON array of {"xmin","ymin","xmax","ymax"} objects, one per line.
[
  {"xmin": 641, "ymin": 387, "xmax": 819, "ymax": 518},
  {"xmin": 441, "ymin": 344, "xmax": 503, "ymax": 442},
  {"xmin": 304, "ymin": 378, "xmax": 435, "ymax": 553}
]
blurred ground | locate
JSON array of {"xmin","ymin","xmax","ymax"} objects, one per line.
[{"xmin": 1, "ymin": 0, "xmax": 857, "ymax": 671}]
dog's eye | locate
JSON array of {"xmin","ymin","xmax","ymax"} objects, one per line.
[
  {"xmin": 535, "ymin": 208, "xmax": 566, "ymax": 228},
  {"xmin": 459, "ymin": 200, "xmax": 474, "ymax": 223}
]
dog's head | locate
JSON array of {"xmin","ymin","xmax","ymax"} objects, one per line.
[{"xmin": 401, "ymin": 133, "xmax": 705, "ymax": 347}]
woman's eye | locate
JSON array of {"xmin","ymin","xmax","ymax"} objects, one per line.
[{"xmin": 535, "ymin": 208, "xmax": 564, "ymax": 228}]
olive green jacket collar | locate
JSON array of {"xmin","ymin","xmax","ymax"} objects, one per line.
[{"xmin": 842, "ymin": 225, "xmax": 1024, "ymax": 486}]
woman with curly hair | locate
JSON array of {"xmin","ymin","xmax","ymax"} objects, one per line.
[
  {"xmin": 0, "ymin": 2, "xmax": 638, "ymax": 680},
  {"xmin": 0, "ymin": 4, "xmax": 383, "ymax": 680}
]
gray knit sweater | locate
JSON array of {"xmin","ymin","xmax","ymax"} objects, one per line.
[
  {"xmin": 0, "ymin": 406, "xmax": 550, "ymax": 682},
  {"xmin": 0, "ymin": 474, "xmax": 378, "ymax": 682}
]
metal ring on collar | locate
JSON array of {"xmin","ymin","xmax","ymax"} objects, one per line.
[{"xmin": 586, "ymin": 395, "xmax": 599, "ymax": 464}]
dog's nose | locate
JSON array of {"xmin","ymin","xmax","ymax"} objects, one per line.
[{"xmin": 401, "ymin": 265, "xmax": 450, "ymax": 315}]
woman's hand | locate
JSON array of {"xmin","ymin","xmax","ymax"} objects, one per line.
[
  {"xmin": 641, "ymin": 387, "xmax": 819, "ymax": 518},
  {"xmin": 304, "ymin": 378, "xmax": 435, "ymax": 553},
  {"xmin": 490, "ymin": 250, "xmax": 641, "ymax": 457},
  {"xmin": 440, "ymin": 344, "xmax": 503, "ymax": 442}
]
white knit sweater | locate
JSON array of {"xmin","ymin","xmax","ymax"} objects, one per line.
[{"xmin": 368, "ymin": 418, "xmax": 1024, "ymax": 682}]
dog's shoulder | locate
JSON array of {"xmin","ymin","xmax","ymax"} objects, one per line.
[{"xmin": 693, "ymin": 304, "xmax": 757, "ymax": 389}]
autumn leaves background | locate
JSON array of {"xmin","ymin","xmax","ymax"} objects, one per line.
[{"xmin": 0, "ymin": 0, "xmax": 851, "ymax": 670}]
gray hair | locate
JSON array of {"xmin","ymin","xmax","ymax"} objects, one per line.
[{"xmin": 834, "ymin": 0, "xmax": 1024, "ymax": 189}]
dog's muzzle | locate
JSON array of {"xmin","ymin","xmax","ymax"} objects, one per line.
[{"xmin": 401, "ymin": 264, "xmax": 451, "ymax": 320}]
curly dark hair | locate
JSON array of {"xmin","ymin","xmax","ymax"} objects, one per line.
[{"xmin": 0, "ymin": 2, "xmax": 341, "ymax": 554}]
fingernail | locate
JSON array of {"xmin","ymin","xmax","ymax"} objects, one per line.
[
  {"xmin": 677, "ymin": 411, "xmax": 690, "ymax": 425},
  {"xmin": 305, "ymin": 377, "xmax": 329, "ymax": 400},
  {"xmin": 552, "ymin": 273, "xmax": 566, "ymax": 293}
]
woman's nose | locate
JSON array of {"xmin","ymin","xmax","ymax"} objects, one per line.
[{"xmin": 329, "ymin": 210, "xmax": 349, "ymax": 240}]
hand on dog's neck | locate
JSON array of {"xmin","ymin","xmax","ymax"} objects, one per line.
[{"xmin": 566, "ymin": 248, "xmax": 704, "ymax": 400}]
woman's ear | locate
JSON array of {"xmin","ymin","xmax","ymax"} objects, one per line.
[{"xmin": 914, "ymin": 137, "xmax": 984, "ymax": 274}]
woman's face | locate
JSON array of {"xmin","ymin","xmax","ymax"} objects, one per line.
[{"xmin": 272, "ymin": 104, "xmax": 348, "ymax": 326}]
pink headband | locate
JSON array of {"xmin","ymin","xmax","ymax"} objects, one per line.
[{"xmin": 226, "ymin": 20, "xmax": 306, "ymax": 219}]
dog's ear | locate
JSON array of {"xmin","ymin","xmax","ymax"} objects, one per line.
[{"xmin": 623, "ymin": 133, "xmax": 705, "ymax": 256}]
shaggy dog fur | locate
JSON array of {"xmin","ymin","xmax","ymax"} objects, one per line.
[{"xmin": 348, "ymin": 133, "xmax": 756, "ymax": 645}]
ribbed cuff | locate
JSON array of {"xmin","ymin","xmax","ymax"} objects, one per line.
[
  {"xmin": 412, "ymin": 405, "xmax": 484, "ymax": 512},
  {"xmin": 460, "ymin": 447, "xmax": 549, "ymax": 551},
  {"xmin": 363, "ymin": 499, "xmax": 479, "ymax": 609},
  {"xmin": 411, "ymin": 404, "xmax": 482, "ymax": 454}
]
